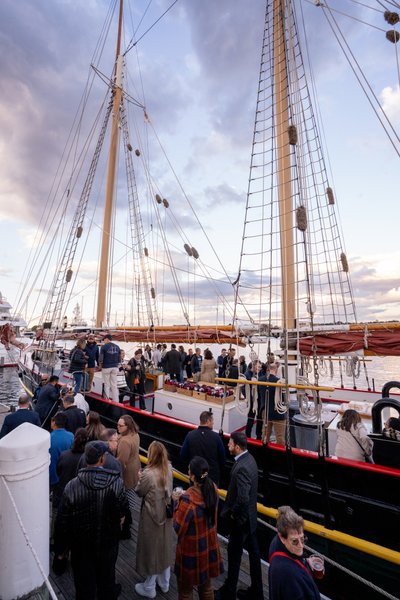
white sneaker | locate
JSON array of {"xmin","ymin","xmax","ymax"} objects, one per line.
[
  {"xmin": 156, "ymin": 577, "xmax": 169, "ymax": 593},
  {"xmin": 134, "ymin": 582, "xmax": 156, "ymax": 599}
]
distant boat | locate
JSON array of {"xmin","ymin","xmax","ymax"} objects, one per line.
[
  {"xmin": 8, "ymin": 0, "xmax": 400, "ymax": 598},
  {"xmin": 0, "ymin": 292, "xmax": 27, "ymax": 368}
]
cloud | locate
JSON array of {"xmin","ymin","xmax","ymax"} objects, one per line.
[
  {"xmin": 202, "ymin": 183, "xmax": 244, "ymax": 209},
  {"xmin": 380, "ymin": 85, "xmax": 400, "ymax": 124},
  {"xmin": 349, "ymin": 254, "xmax": 400, "ymax": 321}
]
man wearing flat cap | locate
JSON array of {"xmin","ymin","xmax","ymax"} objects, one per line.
[{"xmin": 54, "ymin": 441, "xmax": 128, "ymax": 599}]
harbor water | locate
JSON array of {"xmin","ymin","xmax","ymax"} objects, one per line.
[{"xmin": 0, "ymin": 367, "xmax": 21, "ymax": 406}]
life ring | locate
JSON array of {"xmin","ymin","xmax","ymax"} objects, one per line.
[{"xmin": 381, "ymin": 381, "xmax": 400, "ymax": 398}]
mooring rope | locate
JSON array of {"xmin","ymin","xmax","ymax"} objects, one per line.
[{"xmin": 0, "ymin": 475, "xmax": 59, "ymax": 600}]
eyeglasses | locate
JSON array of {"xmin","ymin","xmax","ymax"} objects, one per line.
[
  {"xmin": 289, "ymin": 535, "xmax": 307, "ymax": 546},
  {"xmin": 117, "ymin": 423, "xmax": 127, "ymax": 428}
]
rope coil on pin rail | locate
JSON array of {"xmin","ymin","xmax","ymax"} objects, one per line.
[
  {"xmin": 235, "ymin": 374, "xmax": 253, "ymax": 415},
  {"xmin": 345, "ymin": 355, "xmax": 361, "ymax": 378}
]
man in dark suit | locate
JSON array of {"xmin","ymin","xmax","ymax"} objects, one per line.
[
  {"xmin": 0, "ymin": 394, "xmax": 41, "ymax": 438},
  {"xmin": 217, "ymin": 431, "xmax": 263, "ymax": 600},
  {"xmin": 180, "ymin": 410, "xmax": 226, "ymax": 486},
  {"xmin": 164, "ymin": 343, "xmax": 182, "ymax": 381}
]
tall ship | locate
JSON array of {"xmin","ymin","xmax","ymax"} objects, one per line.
[{"xmin": 3, "ymin": 0, "xmax": 399, "ymax": 597}]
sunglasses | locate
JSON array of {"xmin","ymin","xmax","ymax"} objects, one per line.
[{"xmin": 289, "ymin": 535, "xmax": 307, "ymax": 546}]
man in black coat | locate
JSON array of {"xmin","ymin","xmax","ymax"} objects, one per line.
[
  {"xmin": 61, "ymin": 394, "xmax": 86, "ymax": 434},
  {"xmin": 217, "ymin": 431, "xmax": 263, "ymax": 600},
  {"xmin": 54, "ymin": 441, "xmax": 128, "ymax": 600},
  {"xmin": 164, "ymin": 343, "xmax": 182, "ymax": 381},
  {"xmin": 34, "ymin": 375, "xmax": 61, "ymax": 430},
  {"xmin": 180, "ymin": 410, "xmax": 226, "ymax": 486},
  {"xmin": 0, "ymin": 394, "xmax": 41, "ymax": 438}
]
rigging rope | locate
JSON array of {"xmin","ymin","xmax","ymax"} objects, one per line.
[
  {"xmin": 320, "ymin": 0, "xmax": 400, "ymax": 157},
  {"xmin": 124, "ymin": 0, "xmax": 180, "ymax": 55}
]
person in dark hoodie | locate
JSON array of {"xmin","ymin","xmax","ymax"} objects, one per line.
[
  {"xmin": 54, "ymin": 441, "xmax": 128, "ymax": 600},
  {"xmin": 268, "ymin": 505, "xmax": 321, "ymax": 600}
]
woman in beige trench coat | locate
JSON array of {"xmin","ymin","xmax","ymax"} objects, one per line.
[{"xmin": 135, "ymin": 441, "xmax": 174, "ymax": 598}]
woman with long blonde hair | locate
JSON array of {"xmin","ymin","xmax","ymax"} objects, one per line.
[{"xmin": 134, "ymin": 441, "xmax": 173, "ymax": 598}]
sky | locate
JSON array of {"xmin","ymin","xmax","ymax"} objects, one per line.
[{"xmin": 0, "ymin": 0, "xmax": 399, "ymax": 328}]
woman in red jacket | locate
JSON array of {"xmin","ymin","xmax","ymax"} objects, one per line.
[{"xmin": 173, "ymin": 456, "xmax": 223, "ymax": 600}]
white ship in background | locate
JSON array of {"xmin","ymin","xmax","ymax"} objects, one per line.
[{"xmin": 0, "ymin": 292, "xmax": 27, "ymax": 367}]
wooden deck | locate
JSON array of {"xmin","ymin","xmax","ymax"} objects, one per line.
[{"xmin": 49, "ymin": 494, "xmax": 271, "ymax": 599}]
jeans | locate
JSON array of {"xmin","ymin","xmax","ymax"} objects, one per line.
[
  {"xmin": 140, "ymin": 567, "xmax": 170, "ymax": 594},
  {"xmin": 72, "ymin": 371, "xmax": 88, "ymax": 394}
]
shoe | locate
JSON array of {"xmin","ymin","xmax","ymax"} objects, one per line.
[
  {"xmin": 134, "ymin": 582, "xmax": 156, "ymax": 599},
  {"xmin": 237, "ymin": 588, "xmax": 263, "ymax": 600},
  {"xmin": 156, "ymin": 576, "xmax": 169, "ymax": 593},
  {"xmin": 215, "ymin": 584, "xmax": 235, "ymax": 600},
  {"xmin": 120, "ymin": 528, "xmax": 131, "ymax": 540}
]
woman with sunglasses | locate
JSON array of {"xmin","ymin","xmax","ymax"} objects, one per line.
[{"xmin": 268, "ymin": 506, "xmax": 321, "ymax": 599}]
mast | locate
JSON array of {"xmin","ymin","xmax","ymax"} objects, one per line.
[
  {"xmin": 273, "ymin": 0, "xmax": 296, "ymax": 334},
  {"xmin": 96, "ymin": 0, "xmax": 124, "ymax": 327}
]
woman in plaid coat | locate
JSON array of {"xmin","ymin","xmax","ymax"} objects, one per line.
[{"xmin": 173, "ymin": 456, "xmax": 224, "ymax": 600}]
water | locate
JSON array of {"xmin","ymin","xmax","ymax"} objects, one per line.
[{"xmin": 0, "ymin": 367, "xmax": 21, "ymax": 406}]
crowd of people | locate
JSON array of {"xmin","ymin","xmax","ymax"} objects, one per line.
[
  {"xmin": 3, "ymin": 338, "xmax": 395, "ymax": 598},
  {"xmin": 47, "ymin": 412, "xmax": 324, "ymax": 600}
]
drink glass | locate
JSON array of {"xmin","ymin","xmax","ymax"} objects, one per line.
[
  {"xmin": 172, "ymin": 486, "xmax": 184, "ymax": 500},
  {"xmin": 308, "ymin": 554, "xmax": 325, "ymax": 579}
]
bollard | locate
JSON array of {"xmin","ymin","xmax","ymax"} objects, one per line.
[{"xmin": 0, "ymin": 423, "xmax": 50, "ymax": 600}]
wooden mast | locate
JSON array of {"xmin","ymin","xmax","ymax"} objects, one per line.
[
  {"xmin": 273, "ymin": 0, "xmax": 296, "ymax": 335},
  {"xmin": 96, "ymin": 0, "xmax": 124, "ymax": 327}
]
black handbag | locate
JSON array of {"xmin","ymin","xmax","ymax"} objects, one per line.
[{"xmin": 165, "ymin": 499, "xmax": 173, "ymax": 519}]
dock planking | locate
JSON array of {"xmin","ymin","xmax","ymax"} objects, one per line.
[{"xmin": 49, "ymin": 493, "xmax": 271, "ymax": 599}]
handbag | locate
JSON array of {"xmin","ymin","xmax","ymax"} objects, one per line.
[
  {"xmin": 165, "ymin": 499, "xmax": 174, "ymax": 519},
  {"xmin": 350, "ymin": 431, "xmax": 373, "ymax": 463}
]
